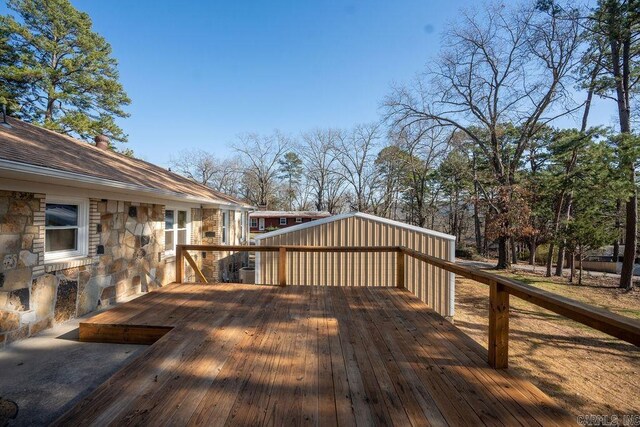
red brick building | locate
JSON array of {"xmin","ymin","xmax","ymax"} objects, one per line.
[{"xmin": 249, "ymin": 211, "xmax": 331, "ymax": 233}]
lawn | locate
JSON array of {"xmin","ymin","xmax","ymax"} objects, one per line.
[{"xmin": 453, "ymin": 268, "xmax": 640, "ymax": 417}]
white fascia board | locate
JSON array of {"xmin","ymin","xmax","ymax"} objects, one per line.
[
  {"xmin": 0, "ymin": 158, "xmax": 239, "ymax": 207},
  {"xmin": 255, "ymin": 211, "xmax": 456, "ymax": 242}
]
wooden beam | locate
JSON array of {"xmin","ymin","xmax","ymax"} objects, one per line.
[
  {"xmin": 178, "ymin": 244, "xmax": 400, "ymax": 253},
  {"xmin": 278, "ymin": 247, "xmax": 287, "ymax": 287},
  {"xmin": 396, "ymin": 250, "xmax": 405, "ymax": 289},
  {"xmin": 401, "ymin": 247, "xmax": 640, "ymax": 347},
  {"xmin": 184, "ymin": 251, "xmax": 208, "ymax": 284},
  {"xmin": 488, "ymin": 281, "xmax": 509, "ymax": 369},
  {"xmin": 175, "ymin": 244, "xmax": 183, "ymax": 283}
]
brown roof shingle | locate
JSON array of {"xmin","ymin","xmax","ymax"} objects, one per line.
[{"xmin": 0, "ymin": 117, "xmax": 251, "ymax": 207}]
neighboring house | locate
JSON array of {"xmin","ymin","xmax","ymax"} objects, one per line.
[
  {"xmin": 0, "ymin": 117, "xmax": 253, "ymax": 347},
  {"xmin": 249, "ymin": 211, "xmax": 331, "ymax": 233},
  {"xmin": 254, "ymin": 212, "xmax": 456, "ymax": 319}
]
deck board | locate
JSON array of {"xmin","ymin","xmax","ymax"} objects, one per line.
[{"xmin": 54, "ymin": 283, "xmax": 574, "ymax": 426}]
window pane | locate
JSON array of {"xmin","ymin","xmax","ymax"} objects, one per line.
[
  {"xmin": 45, "ymin": 204, "xmax": 78, "ymax": 227},
  {"xmin": 46, "ymin": 228, "xmax": 77, "ymax": 252},
  {"xmin": 165, "ymin": 210, "xmax": 174, "ymax": 229},
  {"xmin": 177, "ymin": 229, "xmax": 187, "ymax": 245},
  {"xmin": 178, "ymin": 210, "xmax": 187, "ymax": 228},
  {"xmin": 165, "ymin": 230, "xmax": 174, "ymax": 251}
]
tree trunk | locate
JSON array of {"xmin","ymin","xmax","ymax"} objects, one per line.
[
  {"xmin": 545, "ymin": 242, "xmax": 555, "ymax": 277},
  {"xmin": 620, "ymin": 187, "xmax": 637, "ymax": 289},
  {"xmin": 613, "ymin": 199, "xmax": 621, "ymax": 262},
  {"xmin": 579, "ymin": 250, "xmax": 583, "ymax": 286},
  {"xmin": 510, "ymin": 238, "xmax": 518, "ymax": 265},
  {"xmin": 529, "ymin": 238, "xmax": 536, "ymax": 265},
  {"xmin": 555, "ymin": 243, "xmax": 566, "ymax": 277},
  {"xmin": 569, "ymin": 253, "xmax": 575, "ymax": 283},
  {"xmin": 497, "ymin": 236, "xmax": 509, "ymax": 269}
]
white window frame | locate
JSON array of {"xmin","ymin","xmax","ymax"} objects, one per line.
[
  {"xmin": 44, "ymin": 196, "xmax": 89, "ymax": 262},
  {"xmin": 164, "ymin": 207, "xmax": 190, "ymax": 256},
  {"xmin": 279, "ymin": 217, "xmax": 287, "ymax": 225},
  {"xmin": 221, "ymin": 210, "xmax": 229, "ymax": 244},
  {"xmin": 296, "ymin": 217, "xmax": 303, "ymax": 223},
  {"xmin": 250, "ymin": 217, "xmax": 258, "ymax": 228},
  {"xmin": 258, "ymin": 217, "xmax": 265, "ymax": 231}
]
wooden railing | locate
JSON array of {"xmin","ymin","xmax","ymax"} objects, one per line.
[{"xmin": 176, "ymin": 244, "xmax": 640, "ymax": 369}]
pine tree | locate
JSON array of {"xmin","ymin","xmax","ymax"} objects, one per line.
[{"xmin": 0, "ymin": 0, "xmax": 130, "ymax": 142}]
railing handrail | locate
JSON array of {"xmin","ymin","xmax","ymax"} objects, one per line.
[{"xmin": 176, "ymin": 243, "xmax": 640, "ymax": 369}]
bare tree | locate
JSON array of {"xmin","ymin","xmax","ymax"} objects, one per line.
[
  {"xmin": 386, "ymin": 2, "xmax": 582, "ymax": 268},
  {"xmin": 299, "ymin": 129, "xmax": 346, "ymax": 213},
  {"xmin": 333, "ymin": 123, "xmax": 381, "ymax": 212},
  {"xmin": 233, "ymin": 131, "xmax": 290, "ymax": 208},
  {"xmin": 391, "ymin": 121, "xmax": 449, "ymax": 227},
  {"xmin": 169, "ymin": 149, "xmax": 243, "ymax": 197}
]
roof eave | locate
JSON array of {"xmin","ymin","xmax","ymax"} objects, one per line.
[{"xmin": 0, "ymin": 158, "xmax": 242, "ymax": 207}]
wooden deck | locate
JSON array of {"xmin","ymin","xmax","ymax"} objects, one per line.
[{"xmin": 55, "ymin": 283, "xmax": 574, "ymax": 426}]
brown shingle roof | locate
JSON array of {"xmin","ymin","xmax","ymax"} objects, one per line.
[{"xmin": 0, "ymin": 117, "xmax": 251, "ymax": 207}]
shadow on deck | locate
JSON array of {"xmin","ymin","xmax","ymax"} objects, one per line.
[{"xmin": 53, "ymin": 283, "xmax": 574, "ymax": 426}]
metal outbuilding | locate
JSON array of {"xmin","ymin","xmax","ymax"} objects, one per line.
[{"xmin": 254, "ymin": 212, "xmax": 457, "ymax": 318}]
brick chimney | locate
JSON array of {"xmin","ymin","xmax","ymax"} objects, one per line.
[{"xmin": 94, "ymin": 134, "xmax": 109, "ymax": 150}]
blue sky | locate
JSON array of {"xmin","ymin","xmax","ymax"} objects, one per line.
[{"xmin": 4, "ymin": 1, "xmax": 616, "ymax": 165}]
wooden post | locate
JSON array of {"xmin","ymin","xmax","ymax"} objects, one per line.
[
  {"xmin": 488, "ymin": 281, "xmax": 509, "ymax": 369},
  {"xmin": 396, "ymin": 250, "xmax": 405, "ymax": 289},
  {"xmin": 176, "ymin": 245, "xmax": 184, "ymax": 283},
  {"xmin": 278, "ymin": 247, "xmax": 287, "ymax": 286}
]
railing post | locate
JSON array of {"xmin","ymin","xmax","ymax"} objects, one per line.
[
  {"xmin": 396, "ymin": 250, "xmax": 405, "ymax": 289},
  {"xmin": 278, "ymin": 247, "xmax": 287, "ymax": 287},
  {"xmin": 176, "ymin": 245, "xmax": 184, "ymax": 283},
  {"xmin": 488, "ymin": 280, "xmax": 509, "ymax": 369}
]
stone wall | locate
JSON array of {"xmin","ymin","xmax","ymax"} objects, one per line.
[
  {"xmin": 0, "ymin": 191, "xmax": 43, "ymax": 344},
  {"xmin": 0, "ymin": 192, "xmax": 175, "ymax": 347},
  {"xmin": 200, "ymin": 208, "xmax": 221, "ymax": 280}
]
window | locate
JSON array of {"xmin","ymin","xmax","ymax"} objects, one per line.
[
  {"xmin": 221, "ymin": 211, "xmax": 228, "ymax": 244},
  {"xmin": 296, "ymin": 217, "xmax": 303, "ymax": 223},
  {"xmin": 250, "ymin": 217, "xmax": 258, "ymax": 228},
  {"xmin": 258, "ymin": 218, "xmax": 265, "ymax": 231},
  {"xmin": 45, "ymin": 198, "xmax": 88, "ymax": 261},
  {"xmin": 165, "ymin": 208, "xmax": 189, "ymax": 255},
  {"xmin": 280, "ymin": 217, "xmax": 287, "ymax": 225}
]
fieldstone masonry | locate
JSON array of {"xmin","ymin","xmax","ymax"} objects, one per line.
[{"xmin": 0, "ymin": 190, "xmax": 227, "ymax": 347}]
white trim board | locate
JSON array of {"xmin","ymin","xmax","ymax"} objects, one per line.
[
  {"xmin": 0, "ymin": 158, "xmax": 247, "ymax": 209},
  {"xmin": 254, "ymin": 212, "xmax": 456, "ymax": 242}
]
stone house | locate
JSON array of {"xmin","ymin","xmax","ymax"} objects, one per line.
[{"xmin": 0, "ymin": 117, "xmax": 253, "ymax": 347}]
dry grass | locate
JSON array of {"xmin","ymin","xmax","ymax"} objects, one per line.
[{"xmin": 454, "ymin": 269, "xmax": 640, "ymax": 417}]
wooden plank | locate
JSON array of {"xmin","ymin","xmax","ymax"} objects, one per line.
[
  {"xmin": 323, "ymin": 289, "xmax": 357, "ymax": 427},
  {"xmin": 187, "ymin": 287, "xmax": 291, "ymax": 426},
  {"xmin": 315, "ymin": 286, "xmax": 338, "ymax": 426},
  {"xmin": 225, "ymin": 287, "xmax": 299, "ymax": 426},
  {"xmin": 56, "ymin": 284, "xmax": 574, "ymax": 426},
  {"xmin": 347, "ymin": 288, "xmax": 416, "ymax": 426},
  {"xmin": 488, "ymin": 281, "xmax": 509, "ymax": 369},
  {"xmin": 184, "ymin": 250, "xmax": 208, "ymax": 283},
  {"xmin": 330, "ymin": 287, "xmax": 395, "ymax": 426},
  {"xmin": 141, "ymin": 286, "xmax": 278, "ymax": 425},
  {"xmin": 176, "ymin": 244, "xmax": 184, "ymax": 283},
  {"xmin": 396, "ymin": 250, "xmax": 405, "ymax": 289},
  {"xmin": 356, "ymin": 288, "xmax": 448, "ymax": 426},
  {"xmin": 389, "ymin": 287, "xmax": 574, "ymax": 426},
  {"xmin": 278, "ymin": 247, "xmax": 287, "ymax": 286},
  {"xmin": 365, "ymin": 288, "xmax": 484, "ymax": 426}
]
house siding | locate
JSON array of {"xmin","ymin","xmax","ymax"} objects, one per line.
[
  {"xmin": 256, "ymin": 214, "xmax": 455, "ymax": 318},
  {"xmin": 250, "ymin": 216, "xmax": 324, "ymax": 233}
]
